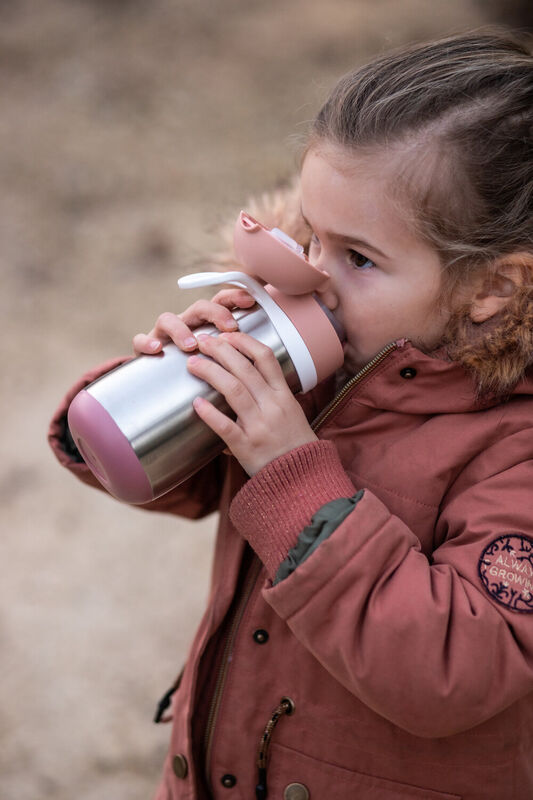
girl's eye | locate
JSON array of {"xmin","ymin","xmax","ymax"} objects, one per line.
[{"xmin": 348, "ymin": 249, "xmax": 374, "ymax": 270}]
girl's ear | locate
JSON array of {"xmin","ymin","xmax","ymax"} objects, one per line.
[{"xmin": 468, "ymin": 254, "xmax": 533, "ymax": 324}]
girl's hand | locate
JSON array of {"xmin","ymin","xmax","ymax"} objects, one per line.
[
  {"xmin": 187, "ymin": 330, "xmax": 318, "ymax": 476},
  {"xmin": 132, "ymin": 288, "xmax": 257, "ymax": 355}
]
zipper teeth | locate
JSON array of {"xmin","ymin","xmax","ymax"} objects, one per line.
[
  {"xmin": 311, "ymin": 342, "xmax": 398, "ymax": 433},
  {"xmin": 204, "ymin": 556, "xmax": 262, "ymax": 782}
]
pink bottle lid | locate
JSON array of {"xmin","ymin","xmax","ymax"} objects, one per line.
[
  {"xmin": 234, "ymin": 211, "xmax": 330, "ymax": 295},
  {"xmin": 232, "ymin": 210, "xmax": 344, "ymax": 384}
]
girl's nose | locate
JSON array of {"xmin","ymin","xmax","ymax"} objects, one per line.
[
  {"xmin": 315, "ymin": 281, "xmax": 339, "ymax": 311},
  {"xmin": 310, "ymin": 252, "xmax": 339, "ymax": 311}
]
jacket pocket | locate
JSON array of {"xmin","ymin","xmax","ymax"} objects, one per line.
[{"xmin": 268, "ymin": 743, "xmax": 462, "ymax": 799}]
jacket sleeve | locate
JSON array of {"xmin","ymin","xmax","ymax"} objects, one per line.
[
  {"xmin": 229, "ymin": 438, "xmax": 533, "ymax": 738},
  {"xmin": 48, "ymin": 358, "xmax": 225, "ymax": 519}
]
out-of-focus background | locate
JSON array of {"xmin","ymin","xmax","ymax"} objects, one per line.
[{"xmin": 1, "ymin": 2, "xmax": 530, "ymax": 798}]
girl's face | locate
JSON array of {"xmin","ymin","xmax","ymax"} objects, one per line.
[{"xmin": 301, "ymin": 145, "xmax": 452, "ymax": 373}]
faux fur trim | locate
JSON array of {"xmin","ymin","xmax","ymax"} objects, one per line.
[
  {"xmin": 212, "ymin": 176, "xmax": 311, "ymax": 271},
  {"xmin": 444, "ymin": 287, "xmax": 533, "ymax": 399}
]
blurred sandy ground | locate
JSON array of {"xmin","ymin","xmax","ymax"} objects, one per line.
[{"xmin": 0, "ymin": 1, "xmax": 517, "ymax": 798}]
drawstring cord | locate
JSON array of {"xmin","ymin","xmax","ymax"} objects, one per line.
[
  {"xmin": 153, "ymin": 668, "xmax": 184, "ymax": 724},
  {"xmin": 255, "ymin": 697, "xmax": 294, "ymax": 800}
]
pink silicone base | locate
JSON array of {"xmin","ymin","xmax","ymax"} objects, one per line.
[{"xmin": 67, "ymin": 389, "xmax": 154, "ymax": 504}]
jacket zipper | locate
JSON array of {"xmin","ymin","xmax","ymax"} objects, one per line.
[
  {"xmin": 311, "ymin": 341, "xmax": 398, "ymax": 434},
  {"xmin": 203, "ymin": 554, "xmax": 262, "ymax": 788}
]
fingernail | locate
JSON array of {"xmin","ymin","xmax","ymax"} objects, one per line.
[
  {"xmin": 197, "ymin": 334, "xmax": 210, "ymax": 342},
  {"xmin": 183, "ymin": 337, "xmax": 197, "ymax": 348},
  {"xmin": 188, "ymin": 355, "xmax": 200, "ymax": 364},
  {"xmin": 150, "ymin": 340, "xmax": 161, "ymax": 350},
  {"xmin": 223, "ymin": 319, "xmax": 238, "ymax": 330}
]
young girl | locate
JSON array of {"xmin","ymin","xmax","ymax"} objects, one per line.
[{"xmin": 50, "ymin": 31, "xmax": 533, "ymax": 800}]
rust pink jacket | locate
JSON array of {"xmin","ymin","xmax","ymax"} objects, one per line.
[{"xmin": 49, "ymin": 341, "xmax": 533, "ymax": 800}]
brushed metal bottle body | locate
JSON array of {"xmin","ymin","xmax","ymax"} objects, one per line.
[{"xmin": 83, "ymin": 305, "xmax": 300, "ymax": 499}]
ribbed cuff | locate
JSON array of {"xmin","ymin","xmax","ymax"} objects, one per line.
[{"xmin": 229, "ymin": 440, "xmax": 356, "ymax": 580}]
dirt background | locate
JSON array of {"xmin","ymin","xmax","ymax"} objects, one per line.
[{"xmin": 1, "ymin": 1, "xmax": 526, "ymax": 798}]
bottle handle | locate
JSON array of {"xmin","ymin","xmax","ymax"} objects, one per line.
[
  {"xmin": 178, "ymin": 270, "xmax": 269, "ymax": 302},
  {"xmin": 177, "ymin": 271, "xmax": 318, "ymax": 392}
]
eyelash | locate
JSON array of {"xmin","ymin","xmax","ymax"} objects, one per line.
[{"xmin": 309, "ymin": 234, "xmax": 375, "ymax": 271}]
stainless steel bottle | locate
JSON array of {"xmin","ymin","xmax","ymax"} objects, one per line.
[{"xmin": 67, "ymin": 215, "xmax": 345, "ymax": 504}]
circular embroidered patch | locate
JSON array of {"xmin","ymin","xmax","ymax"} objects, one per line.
[{"xmin": 479, "ymin": 535, "xmax": 533, "ymax": 614}]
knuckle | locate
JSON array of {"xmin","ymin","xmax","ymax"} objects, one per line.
[
  {"xmin": 191, "ymin": 299, "xmax": 231, "ymax": 322},
  {"xmin": 157, "ymin": 311, "xmax": 178, "ymax": 328},
  {"xmin": 228, "ymin": 379, "xmax": 246, "ymax": 399},
  {"xmin": 256, "ymin": 343, "xmax": 275, "ymax": 361},
  {"xmin": 180, "ymin": 299, "xmax": 206, "ymax": 318},
  {"xmin": 250, "ymin": 429, "xmax": 267, "ymax": 449},
  {"xmin": 214, "ymin": 304, "xmax": 235, "ymax": 321},
  {"xmin": 197, "ymin": 299, "xmax": 215, "ymax": 314},
  {"xmin": 219, "ymin": 418, "xmax": 234, "ymax": 437},
  {"xmin": 239, "ymin": 357, "xmax": 256, "ymax": 376},
  {"xmin": 211, "ymin": 289, "xmax": 235, "ymax": 303},
  {"xmin": 178, "ymin": 303, "xmax": 199, "ymax": 320}
]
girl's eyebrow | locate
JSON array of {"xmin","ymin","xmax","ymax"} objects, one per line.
[{"xmin": 300, "ymin": 207, "xmax": 388, "ymax": 259}]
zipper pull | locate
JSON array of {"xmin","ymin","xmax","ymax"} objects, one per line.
[{"xmin": 255, "ymin": 697, "xmax": 294, "ymax": 800}]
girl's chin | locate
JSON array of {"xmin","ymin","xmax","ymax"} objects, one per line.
[
  {"xmin": 343, "ymin": 342, "xmax": 397, "ymax": 374},
  {"xmin": 342, "ymin": 347, "xmax": 365, "ymax": 375}
]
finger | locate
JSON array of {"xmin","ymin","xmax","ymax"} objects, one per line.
[
  {"xmin": 132, "ymin": 333, "xmax": 165, "ymax": 356},
  {"xmin": 132, "ymin": 287, "xmax": 257, "ymax": 356},
  {"xmin": 179, "ymin": 294, "xmax": 251, "ymax": 333},
  {"xmin": 217, "ymin": 331, "xmax": 288, "ymax": 391},
  {"xmin": 194, "ymin": 333, "xmax": 268, "ymax": 401},
  {"xmin": 187, "ymin": 353, "xmax": 257, "ymax": 419},
  {"xmin": 192, "ymin": 396, "xmax": 245, "ymax": 452},
  {"xmin": 210, "ymin": 288, "xmax": 256, "ymax": 308},
  {"xmin": 145, "ymin": 312, "xmax": 199, "ymax": 351}
]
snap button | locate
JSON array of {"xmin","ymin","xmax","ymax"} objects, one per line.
[
  {"xmin": 221, "ymin": 773, "xmax": 237, "ymax": 788},
  {"xmin": 253, "ymin": 628, "xmax": 269, "ymax": 644},
  {"xmin": 281, "ymin": 696, "xmax": 296, "ymax": 715},
  {"xmin": 284, "ymin": 782, "xmax": 309, "ymax": 800},
  {"xmin": 400, "ymin": 367, "xmax": 417, "ymax": 379},
  {"xmin": 172, "ymin": 753, "xmax": 188, "ymax": 779}
]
